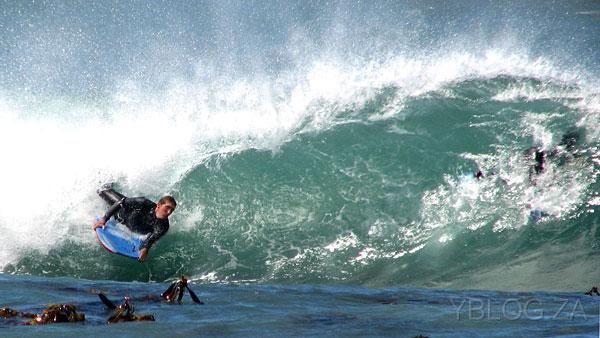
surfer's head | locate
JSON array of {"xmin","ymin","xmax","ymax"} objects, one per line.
[{"xmin": 155, "ymin": 196, "xmax": 177, "ymax": 219}]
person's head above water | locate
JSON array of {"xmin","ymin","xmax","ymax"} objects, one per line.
[{"xmin": 155, "ymin": 195, "xmax": 177, "ymax": 220}]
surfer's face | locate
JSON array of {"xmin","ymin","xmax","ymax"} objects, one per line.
[{"xmin": 155, "ymin": 202, "xmax": 176, "ymax": 219}]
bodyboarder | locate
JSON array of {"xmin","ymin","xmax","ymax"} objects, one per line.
[{"xmin": 93, "ymin": 185, "xmax": 176, "ymax": 262}]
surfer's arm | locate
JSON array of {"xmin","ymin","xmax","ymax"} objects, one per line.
[
  {"xmin": 139, "ymin": 222, "xmax": 169, "ymax": 252},
  {"xmin": 94, "ymin": 197, "xmax": 128, "ymax": 230},
  {"xmin": 102, "ymin": 197, "xmax": 126, "ymax": 222},
  {"xmin": 138, "ymin": 248, "xmax": 148, "ymax": 262},
  {"xmin": 93, "ymin": 218, "xmax": 106, "ymax": 230}
]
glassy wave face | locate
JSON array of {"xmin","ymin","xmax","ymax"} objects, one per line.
[{"xmin": 1, "ymin": 1, "xmax": 599, "ymax": 291}]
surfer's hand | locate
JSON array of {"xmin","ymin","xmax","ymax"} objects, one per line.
[
  {"xmin": 138, "ymin": 248, "xmax": 148, "ymax": 262},
  {"xmin": 93, "ymin": 218, "xmax": 106, "ymax": 230}
]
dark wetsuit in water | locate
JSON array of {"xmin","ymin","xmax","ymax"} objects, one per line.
[{"xmin": 98, "ymin": 189, "xmax": 169, "ymax": 251}]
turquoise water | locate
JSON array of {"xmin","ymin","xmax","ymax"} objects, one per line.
[
  {"xmin": 1, "ymin": 274, "xmax": 599, "ymax": 337},
  {"xmin": 2, "ymin": 0, "xmax": 600, "ymax": 335}
]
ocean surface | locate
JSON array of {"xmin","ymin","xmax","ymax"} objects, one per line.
[{"xmin": 2, "ymin": 0, "xmax": 600, "ymax": 336}]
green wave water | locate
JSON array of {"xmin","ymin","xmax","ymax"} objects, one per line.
[
  {"xmin": 1, "ymin": 1, "xmax": 600, "ymax": 293},
  {"xmin": 4, "ymin": 74, "xmax": 600, "ymax": 292}
]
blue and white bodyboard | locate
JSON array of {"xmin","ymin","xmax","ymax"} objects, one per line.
[{"xmin": 95, "ymin": 216, "xmax": 147, "ymax": 259}]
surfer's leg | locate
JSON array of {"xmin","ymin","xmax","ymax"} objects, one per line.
[{"xmin": 98, "ymin": 187, "xmax": 127, "ymax": 206}]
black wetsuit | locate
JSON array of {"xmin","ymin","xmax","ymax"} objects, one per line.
[{"xmin": 99, "ymin": 189, "xmax": 169, "ymax": 251}]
